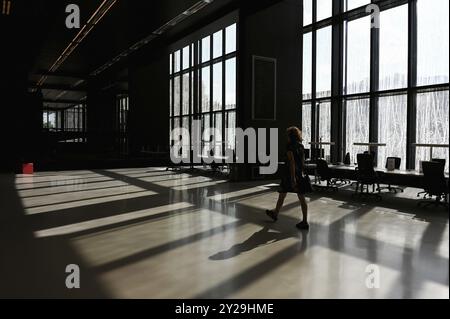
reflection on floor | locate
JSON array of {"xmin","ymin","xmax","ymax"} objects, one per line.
[{"xmin": 0, "ymin": 167, "xmax": 448, "ymax": 298}]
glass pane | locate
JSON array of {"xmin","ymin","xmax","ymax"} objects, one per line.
[
  {"xmin": 174, "ymin": 117, "xmax": 180, "ymax": 130},
  {"xmin": 174, "ymin": 75, "xmax": 181, "ymax": 116},
  {"xmin": 169, "ymin": 79, "xmax": 172, "ymax": 117},
  {"xmin": 317, "ymin": 0, "xmax": 332, "ymax": 21},
  {"xmin": 214, "ymin": 113, "xmax": 223, "ymax": 154},
  {"xmin": 345, "ymin": 16, "xmax": 371, "ymax": 94},
  {"xmin": 377, "ymin": 95, "xmax": 407, "ymax": 170},
  {"xmin": 169, "ymin": 54, "xmax": 172, "ymax": 74},
  {"xmin": 182, "ymin": 72, "xmax": 189, "ymax": 115},
  {"xmin": 182, "ymin": 46, "xmax": 190, "ymax": 70},
  {"xmin": 225, "ymin": 58, "xmax": 236, "ymax": 110},
  {"xmin": 213, "ymin": 63, "xmax": 222, "ymax": 111},
  {"xmin": 225, "ymin": 24, "xmax": 237, "ymax": 54},
  {"xmin": 302, "ymin": 102, "xmax": 312, "ymax": 149},
  {"xmin": 316, "ymin": 27, "xmax": 332, "ymax": 98},
  {"xmin": 202, "ymin": 114, "xmax": 210, "ymax": 156},
  {"xmin": 201, "ymin": 36, "xmax": 210, "ymax": 63},
  {"xmin": 169, "ymin": 119, "xmax": 173, "ymax": 145},
  {"xmin": 416, "ymin": 90, "xmax": 449, "ymax": 172},
  {"xmin": 346, "ymin": 0, "xmax": 370, "ymax": 11},
  {"xmin": 190, "ymin": 72, "xmax": 194, "ymax": 114},
  {"xmin": 226, "ymin": 111, "xmax": 236, "ymax": 150},
  {"xmin": 201, "ymin": 66, "xmax": 210, "ymax": 113},
  {"xmin": 303, "ymin": 32, "xmax": 312, "ymax": 100},
  {"xmin": 318, "ymin": 101, "xmax": 331, "ymax": 159},
  {"xmin": 213, "ymin": 30, "xmax": 223, "ymax": 59},
  {"xmin": 182, "ymin": 117, "xmax": 190, "ymax": 158},
  {"xmin": 417, "ymin": 0, "xmax": 449, "ymax": 86},
  {"xmin": 174, "ymin": 50, "xmax": 181, "ymax": 73},
  {"xmin": 379, "ymin": 5, "xmax": 408, "ymax": 90},
  {"xmin": 303, "ymin": 0, "xmax": 312, "ymax": 26},
  {"xmin": 345, "ymin": 98, "xmax": 370, "ymax": 164}
]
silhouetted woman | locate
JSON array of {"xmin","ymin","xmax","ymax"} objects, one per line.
[{"xmin": 266, "ymin": 127, "xmax": 311, "ymax": 230}]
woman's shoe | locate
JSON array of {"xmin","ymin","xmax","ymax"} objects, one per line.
[
  {"xmin": 266, "ymin": 210, "xmax": 278, "ymax": 222},
  {"xmin": 296, "ymin": 221, "xmax": 310, "ymax": 230}
]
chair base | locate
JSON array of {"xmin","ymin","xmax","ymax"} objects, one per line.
[
  {"xmin": 418, "ymin": 196, "xmax": 449, "ymax": 208},
  {"xmin": 378, "ymin": 185, "xmax": 404, "ymax": 194},
  {"xmin": 353, "ymin": 183, "xmax": 382, "ymax": 202},
  {"xmin": 314, "ymin": 178, "xmax": 346, "ymax": 192}
]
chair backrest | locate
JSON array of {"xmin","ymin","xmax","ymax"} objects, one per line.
[
  {"xmin": 357, "ymin": 153, "xmax": 376, "ymax": 178},
  {"xmin": 311, "ymin": 148, "xmax": 325, "ymax": 160},
  {"xmin": 304, "ymin": 148, "xmax": 311, "ymax": 160},
  {"xmin": 316, "ymin": 159, "xmax": 330, "ymax": 179},
  {"xmin": 422, "ymin": 161, "xmax": 447, "ymax": 195},
  {"xmin": 432, "ymin": 158, "xmax": 446, "ymax": 167},
  {"xmin": 344, "ymin": 152, "xmax": 351, "ymax": 165},
  {"xmin": 386, "ymin": 157, "xmax": 401, "ymax": 169}
]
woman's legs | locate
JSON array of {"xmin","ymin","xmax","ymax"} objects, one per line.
[
  {"xmin": 275, "ymin": 192, "xmax": 287, "ymax": 214},
  {"xmin": 297, "ymin": 194, "xmax": 308, "ymax": 223}
]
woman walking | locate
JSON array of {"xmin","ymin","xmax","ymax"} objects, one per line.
[{"xmin": 266, "ymin": 127, "xmax": 311, "ymax": 230}]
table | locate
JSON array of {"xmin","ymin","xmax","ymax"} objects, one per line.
[
  {"xmin": 353, "ymin": 143, "xmax": 386, "ymax": 152},
  {"xmin": 309, "ymin": 142, "xmax": 336, "ymax": 146},
  {"xmin": 320, "ymin": 165, "xmax": 449, "ymax": 188},
  {"xmin": 412, "ymin": 144, "xmax": 450, "ymax": 161}
]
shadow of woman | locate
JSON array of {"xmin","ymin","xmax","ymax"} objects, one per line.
[{"xmin": 209, "ymin": 226, "xmax": 297, "ymax": 261}]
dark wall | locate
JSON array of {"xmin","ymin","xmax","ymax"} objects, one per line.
[
  {"xmin": 239, "ymin": 0, "xmax": 302, "ymax": 158},
  {"xmin": 128, "ymin": 52, "xmax": 169, "ymax": 155},
  {"xmin": 127, "ymin": 0, "xmax": 301, "ymax": 176},
  {"xmin": 87, "ymin": 80, "xmax": 117, "ymax": 153}
]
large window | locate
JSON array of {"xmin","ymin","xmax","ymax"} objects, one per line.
[
  {"xmin": 417, "ymin": 0, "xmax": 449, "ymax": 86},
  {"xmin": 416, "ymin": 90, "xmax": 449, "ymax": 171},
  {"xmin": 317, "ymin": 0, "xmax": 332, "ymax": 22},
  {"xmin": 344, "ymin": 16, "xmax": 371, "ymax": 95},
  {"xmin": 170, "ymin": 22, "xmax": 238, "ymax": 159},
  {"xmin": 116, "ymin": 95, "xmax": 129, "ymax": 154},
  {"xmin": 302, "ymin": 102, "xmax": 312, "ymax": 148},
  {"xmin": 43, "ymin": 111, "xmax": 57, "ymax": 131},
  {"xmin": 345, "ymin": 98, "xmax": 370, "ymax": 164},
  {"xmin": 302, "ymin": 33, "xmax": 312, "ymax": 100},
  {"xmin": 345, "ymin": 0, "xmax": 370, "ymax": 11},
  {"xmin": 64, "ymin": 104, "xmax": 86, "ymax": 143},
  {"xmin": 318, "ymin": 101, "xmax": 331, "ymax": 158},
  {"xmin": 301, "ymin": 0, "xmax": 449, "ymax": 170},
  {"xmin": 316, "ymin": 27, "xmax": 332, "ymax": 98},
  {"xmin": 379, "ymin": 5, "xmax": 408, "ymax": 90},
  {"xmin": 302, "ymin": 20, "xmax": 332, "ymax": 157},
  {"xmin": 303, "ymin": 0, "xmax": 313, "ymax": 26},
  {"xmin": 378, "ymin": 94, "xmax": 407, "ymax": 169}
]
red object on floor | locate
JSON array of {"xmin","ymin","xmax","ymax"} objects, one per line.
[{"xmin": 22, "ymin": 163, "xmax": 34, "ymax": 175}]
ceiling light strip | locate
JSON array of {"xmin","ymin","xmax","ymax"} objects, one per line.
[
  {"xmin": 36, "ymin": 0, "xmax": 118, "ymax": 87},
  {"xmin": 90, "ymin": 0, "xmax": 214, "ymax": 76}
]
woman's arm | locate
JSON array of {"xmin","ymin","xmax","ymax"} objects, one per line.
[{"xmin": 287, "ymin": 151, "xmax": 297, "ymax": 187}]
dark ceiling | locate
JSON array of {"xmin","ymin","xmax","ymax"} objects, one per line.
[{"xmin": 2, "ymin": 0, "xmax": 277, "ymax": 110}]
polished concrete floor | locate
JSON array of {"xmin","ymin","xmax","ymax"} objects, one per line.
[{"xmin": 0, "ymin": 167, "xmax": 448, "ymax": 298}]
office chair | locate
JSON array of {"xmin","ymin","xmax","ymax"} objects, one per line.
[
  {"xmin": 432, "ymin": 158, "xmax": 446, "ymax": 167},
  {"xmin": 304, "ymin": 148, "xmax": 311, "ymax": 161},
  {"xmin": 378, "ymin": 157, "xmax": 404, "ymax": 193},
  {"xmin": 311, "ymin": 148, "xmax": 325, "ymax": 161},
  {"xmin": 418, "ymin": 161, "xmax": 449, "ymax": 208},
  {"xmin": 344, "ymin": 152, "xmax": 351, "ymax": 165},
  {"xmin": 353, "ymin": 153, "xmax": 382, "ymax": 201},
  {"xmin": 315, "ymin": 159, "xmax": 339, "ymax": 192},
  {"xmin": 417, "ymin": 159, "xmax": 447, "ymax": 198}
]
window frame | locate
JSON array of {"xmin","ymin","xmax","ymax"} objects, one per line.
[{"xmin": 301, "ymin": 0, "xmax": 450, "ymax": 169}]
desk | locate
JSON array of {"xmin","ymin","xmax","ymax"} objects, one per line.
[
  {"xmin": 315, "ymin": 165, "xmax": 449, "ymax": 188},
  {"xmin": 412, "ymin": 143, "xmax": 450, "ymax": 161},
  {"xmin": 309, "ymin": 142, "xmax": 335, "ymax": 146},
  {"xmin": 353, "ymin": 143, "xmax": 386, "ymax": 153}
]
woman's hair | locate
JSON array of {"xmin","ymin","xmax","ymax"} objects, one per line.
[{"xmin": 287, "ymin": 126, "xmax": 302, "ymax": 145}]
